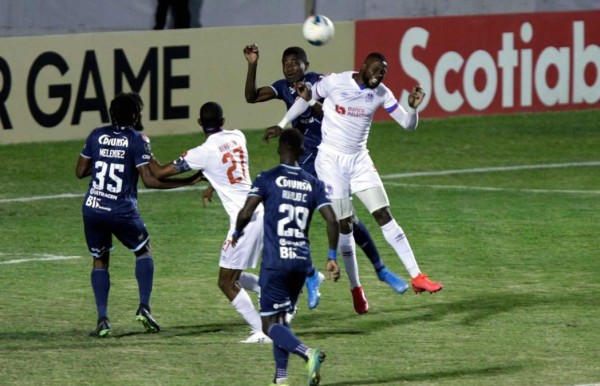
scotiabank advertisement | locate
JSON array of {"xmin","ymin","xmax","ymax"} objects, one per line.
[{"xmin": 356, "ymin": 10, "xmax": 600, "ymax": 118}]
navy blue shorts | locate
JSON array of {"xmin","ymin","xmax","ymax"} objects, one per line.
[
  {"xmin": 83, "ymin": 212, "xmax": 149, "ymax": 257},
  {"xmin": 258, "ymin": 268, "xmax": 306, "ymax": 317}
]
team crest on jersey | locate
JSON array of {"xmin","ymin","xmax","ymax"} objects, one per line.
[{"xmin": 366, "ymin": 93, "xmax": 374, "ymax": 103}]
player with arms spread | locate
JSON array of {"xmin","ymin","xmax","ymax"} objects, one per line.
[
  {"xmin": 232, "ymin": 129, "xmax": 340, "ymax": 386},
  {"xmin": 244, "ymin": 44, "xmax": 408, "ymax": 315},
  {"xmin": 149, "ymin": 101, "xmax": 270, "ymax": 344},
  {"xmin": 76, "ymin": 93, "xmax": 204, "ymax": 337},
  {"xmin": 268, "ymin": 52, "xmax": 443, "ymax": 307}
]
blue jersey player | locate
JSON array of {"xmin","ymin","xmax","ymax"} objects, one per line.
[
  {"xmin": 243, "ymin": 44, "xmax": 409, "ymax": 315},
  {"xmin": 232, "ymin": 129, "xmax": 340, "ymax": 386},
  {"xmin": 75, "ymin": 93, "xmax": 203, "ymax": 337}
]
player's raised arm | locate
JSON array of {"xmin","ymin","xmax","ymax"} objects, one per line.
[
  {"xmin": 272, "ymin": 82, "xmax": 313, "ymax": 129},
  {"xmin": 243, "ymin": 44, "xmax": 276, "ymax": 103},
  {"xmin": 389, "ymin": 85, "xmax": 425, "ymax": 131}
]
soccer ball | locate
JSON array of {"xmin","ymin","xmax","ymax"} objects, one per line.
[{"xmin": 302, "ymin": 14, "xmax": 335, "ymax": 46}]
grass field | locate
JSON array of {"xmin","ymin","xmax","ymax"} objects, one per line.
[{"xmin": 1, "ymin": 110, "xmax": 599, "ymax": 385}]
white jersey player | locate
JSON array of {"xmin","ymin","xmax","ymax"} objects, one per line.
[
  {"xmin": 270, "ymin": 52, "xmax": 443, "ymax": 312},
  {"xmin": 150, "ymin": 101, "xmax": 270, "ymax": 344}
]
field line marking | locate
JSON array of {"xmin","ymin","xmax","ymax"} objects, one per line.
[
  {"xmin": 0, "ymin": 253, "xmax": 83, "ymax": 264},
  {"xmin": 385, "ymin": 182, "xmax": 600, "ymax": 195},
  {"xmin": 0, "ymin": 186, "xmax": 205, "ymax": 203},
  {"xmin": 381, "ymin": 161, "xmax": 600, "ymax": 179},
  {"xmin": 0, "ymin": 161, "xmax": 598, "ymax": 204}
]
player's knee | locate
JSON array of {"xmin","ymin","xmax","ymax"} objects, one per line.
[
  {"xmin": 372, "ymin": 207, "xmax": 393, "ymax": 226},
  {"xmin": 340, "ymin": 217, "xmax": 353, "ymax": 234}
]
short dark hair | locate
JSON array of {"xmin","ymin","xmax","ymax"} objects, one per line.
[
  {"xmin": 199, "ymin": 101, "xmax": 223, "ymax": 128},
  {"xmin": 365, "ymin": 52, "xmax": 387, "ymax": 63},
  {"xmin": 279, "ymin": 128, "xmax": 304, "ymax": 151},
  {"xmin": 110, "ymin": 93, "xmax": 139, "ymax": 126},
  {"xmin": 282, "ymin": 46, "xmax": 308, "ymax": 64}
]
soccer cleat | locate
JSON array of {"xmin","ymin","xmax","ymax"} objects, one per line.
[
  {"xmin": 240, "ymin": 331, "xmax": 272, "ymax": 344},
  {"xmin": 306, "ymin": 271, "xmax": 325, "ymax": 309},
  {"xmin": 377, "ymin": 267, "xmax": 409, "ymax": 294},
  {"xmin": 90, "ymin": 317, "xmax": 111, "ymax": 338},
  {"xmin": 136, "ymin": 305, "xmax": 160, "ymax": 333},
  {"xmin": 411, "ymin": 273, "xmax": 443, "ymax": 294},
  {"xmin": 269, "ymin": 378, "xmax": 289, "ymax": 386},
  {"xmin": 350, "ymin": 286, "xmax": 369, "ymax": 314},
  {"xmin": 306, "ymin": 349, "xmax": 326, "ymax": 386}
]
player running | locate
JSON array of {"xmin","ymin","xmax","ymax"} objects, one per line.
[
  {"xmin": 149, "ymin": 101, "xmax": 269, "ymax": 344},
  {"xmin": 232, "ymin": 128, "xmax": 340, "ymax": 386}
]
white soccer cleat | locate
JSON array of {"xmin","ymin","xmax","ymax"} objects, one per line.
[{"xmin": 239, "ymin": 331, "xmax": 272, "ymax": 344}]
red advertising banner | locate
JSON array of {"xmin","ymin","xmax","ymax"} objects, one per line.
[{"xmin": 356, "ymin": 10, "xmax": 600, "ymax": 118}]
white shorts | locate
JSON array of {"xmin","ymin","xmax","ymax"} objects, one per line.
[
  {"xmin": 316, "ymin": 144, "xmax": 389, "ymax": 218},
  {"xmin": 219, "ymin": 208, "xmax": 263, "ymax": 270}
]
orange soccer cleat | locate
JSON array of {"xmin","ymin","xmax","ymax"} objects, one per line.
[{"xmin": 411, "ymin": 273, "xmax": 443, "ymax": 294}]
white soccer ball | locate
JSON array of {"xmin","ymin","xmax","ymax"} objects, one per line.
[{"xmin": 302, "ymin": 14, "xmax": 335, "ymax": 46}]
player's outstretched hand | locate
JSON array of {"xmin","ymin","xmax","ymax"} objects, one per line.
[
  {"xmin": 188, "ymin": 171, "xmax": 205, "ymax": 185},
  {"xmin": 231, "ymin": 230, "xmax": 244, "ymax": 248},
  {"xmin": 263, "ymin": 126, "xmax": 283, "ymax": 143},
  {"xmin": 243, "ymin": 44, "xmax": 259, "ymax": 64},
  {"xmin": 202, "ymin": 185, "xmax": 215, "ymax": 208},
  {"xmin": 294, "ymin": 81, "xmax": 311, "ymax": 101},
  {"xmin": 408, "ymin": 85, "xmax": 426, "ymax": 109},
  {"xmin": 326, "ymin": 259, "xmax": 341, "ymax": 282}
]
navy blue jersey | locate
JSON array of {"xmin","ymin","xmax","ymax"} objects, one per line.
[
  {"xmin": 249, "ymin": 164, "xmax": 331, "ymax": 272},
  {"xmin": 80, "ymin": 125, "xmax": 152, "ymax": 216},
  {"xmin": 271, "ymin": 72, "xmax": 323, "ymax": 152}
]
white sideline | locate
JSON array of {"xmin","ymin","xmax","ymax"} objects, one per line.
[
  {"xmin": 0, "ymin": 161, "xmax": 599, "ymax": 204},
  {"xmin": 385, "ymin": 182, "xmax": 600, "ymax": 195},
  {"xmin": 381, "ymin": 161, "xmax": 600, "ymax": 179},
  {"xmin": 0, "ymin": 253, "xmax": 82, "ymax": 264}
]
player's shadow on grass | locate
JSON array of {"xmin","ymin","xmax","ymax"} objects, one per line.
[
  {"xmin": 114, "ymin": 320, "xmax": 247, "ymax": 338},
  {"xmin": 359, "ymin": 291, "xmax": 590, "ymax": 327},
  {"xmin": 324, "ymin": 364, "xmax": 523, "ymax": 385}
]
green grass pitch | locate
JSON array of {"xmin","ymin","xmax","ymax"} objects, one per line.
[{"xmin": 0, "ymin": 110, "xmax": 599, "ymax": 385}]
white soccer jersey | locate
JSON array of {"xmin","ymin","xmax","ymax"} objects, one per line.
[
  {"xmin": 182, "ymin": 129, "xmax": 253, "ymax": 221},
  {"xmin": 314, "ymin": 71, "xmax": 405, "ymax": 154}
]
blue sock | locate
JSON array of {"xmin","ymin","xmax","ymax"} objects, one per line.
[
  {"xmin": 268, "ymin": 323, "xmax": 309, "ymax": 361},
  {"xmin": 273, "ymin": 345, "xmax": 289, "ymax": 382},
  {"xmin": 353, "ymin": 220, "xmax": 384, "ymax": 271},
  {"xmin": 91, "ymin": 268, "xmax": 110, "ymax": 320},
  {"xmin": 135, "ymin": 254, "xmax": 154, "ymax": 307}
]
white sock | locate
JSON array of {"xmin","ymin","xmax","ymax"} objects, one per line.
[
  {"xmin": 231, "ymin": 289, "xmax": 262, "ymax": 333},
  {"xmin": 381, "ymin": 220, "xmax": 421, "ymax": 278},
  {"xmin": 339, "ymin": 232, "xmax": 361, "ymax": 289},
  {"xmin": 238, "ymin": 272, "xmax": 260, "ymax": 294}
]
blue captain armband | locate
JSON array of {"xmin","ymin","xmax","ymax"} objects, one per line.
[
  {"xmin": 173, "ymin": 156, "xmax": 192, "ymax": 173},
  {"xmin": 328, "ymin": 249, "xmax": 337, "ymax": 260}
]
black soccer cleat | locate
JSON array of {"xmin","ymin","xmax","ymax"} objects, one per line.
[
  {"xmin": 90, "ymin": 317, "xmax": 111, "ymax": 338},
  {"xmin": 135, "ymin": 304, "xmax": 160, "ymax": 333}
]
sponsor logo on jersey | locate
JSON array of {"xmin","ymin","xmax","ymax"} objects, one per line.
[
  {"xmin": 275, "ymin": 176, "xmax": 312, "ymax": 191},
  {"xmin": 99, "ymin": 135, "xmax": 129, "ymax": 147}
]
